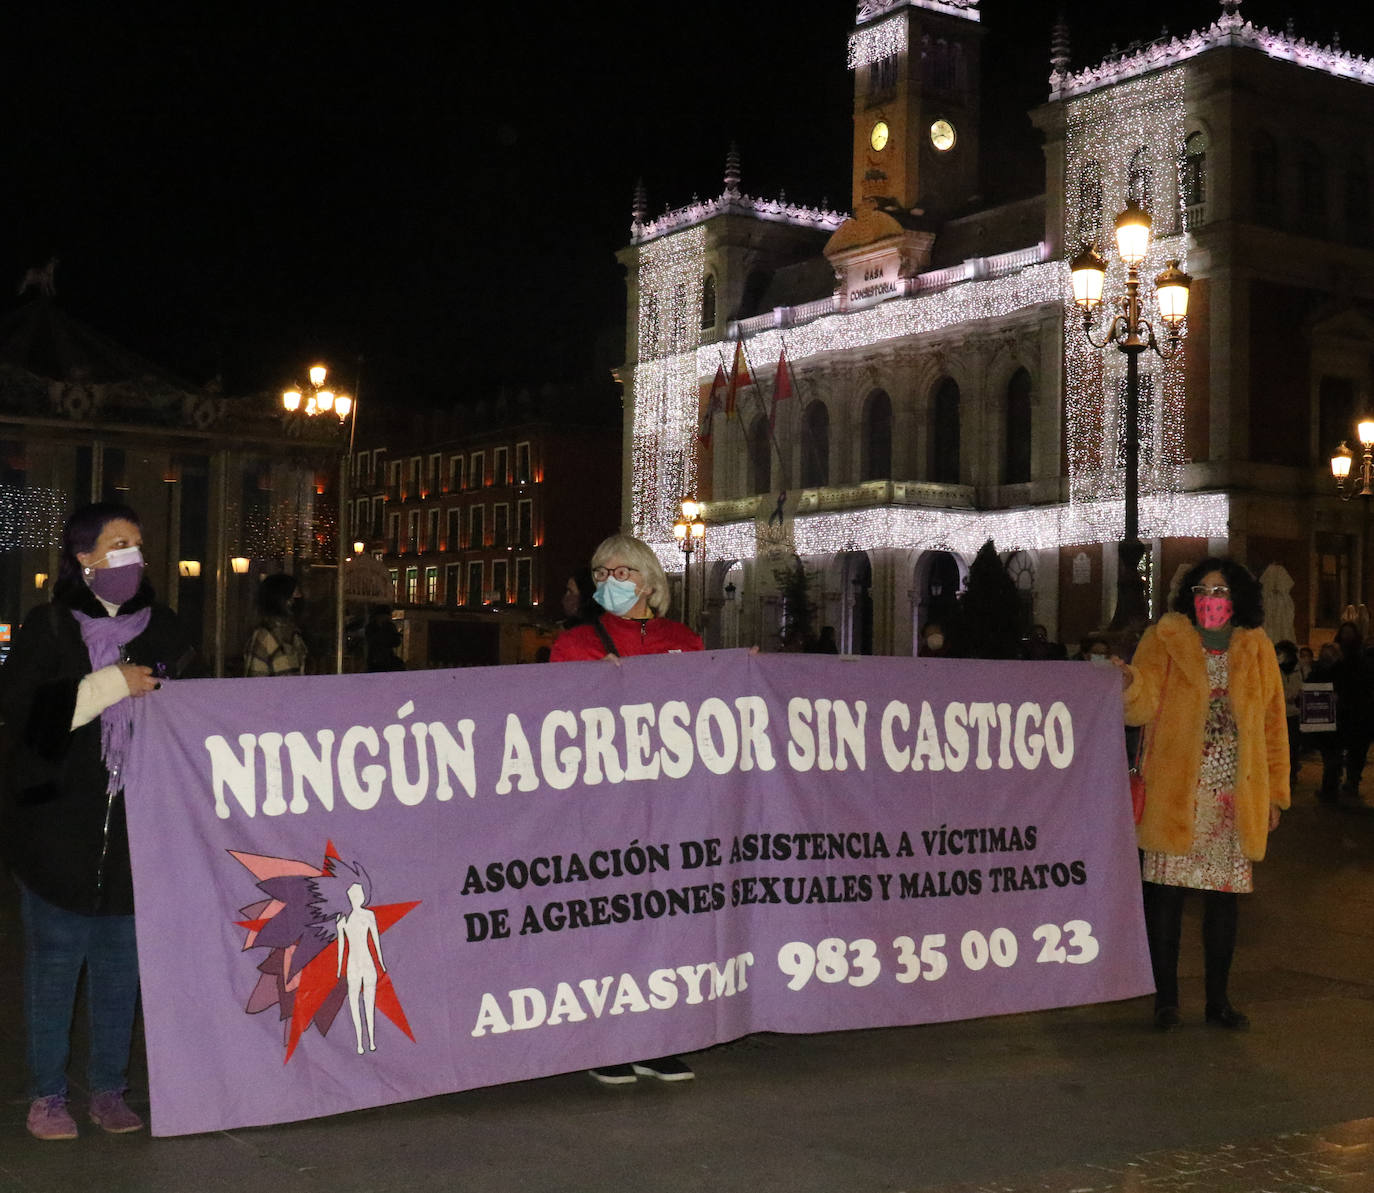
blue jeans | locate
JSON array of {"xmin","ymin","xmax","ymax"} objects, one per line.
[{"xmin": 20, "ymin": 884, "xmax": 140, "ymax": 1099}]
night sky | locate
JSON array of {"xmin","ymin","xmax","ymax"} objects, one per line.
[{"xmin": 4, "ymin": 1, "xmax": 1370, "ymax": 411}]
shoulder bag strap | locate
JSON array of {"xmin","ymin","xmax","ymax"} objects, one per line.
[{"xmin": 592, "ymin": 618, "xmax": 620, "ymax": 658}]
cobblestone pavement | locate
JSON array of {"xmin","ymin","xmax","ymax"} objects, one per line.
[{"xmin": 0, "ymin": 760, "xmax": 1371, "ymax": 1193}]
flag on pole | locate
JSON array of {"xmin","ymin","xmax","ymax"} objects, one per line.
[
  {"xmin": 769, "ymin": 346, "xmax": 794, "ymax": 429},
  {"xmin": 725, "ymin": 341, "xmax": 750, "ymax": 419},
  {"xmin": 699, "ymin": 365, "xmax": 727, "ymax": 443}
]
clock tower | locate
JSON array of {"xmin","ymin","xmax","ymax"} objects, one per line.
[
  {"xmin": 827, "ymin": 1, "xmax": 984, "ymax": 301},
  {"xmin": 848, "ymin": 0, "xmax": 982, "ymax": 218}
]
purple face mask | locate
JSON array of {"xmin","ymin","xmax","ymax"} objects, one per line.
[{"xmin": 86, "ymin": 545, "xmax": 145, "ymax": 606}]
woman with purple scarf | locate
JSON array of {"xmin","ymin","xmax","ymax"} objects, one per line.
[{"xmin": 1, "ymin": 502, "xmax": 194, "ymax": 1140}]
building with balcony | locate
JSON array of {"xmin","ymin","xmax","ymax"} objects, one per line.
[
  {"xmin": 619, "ymin": 0, "xmax": 1374, "ymax": 653},
  {"xmin": 350, "ymin": 386, "xmax": 620, "ymax": 667}
]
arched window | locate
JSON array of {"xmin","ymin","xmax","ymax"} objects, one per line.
[
  {"xmin": 1076, "ymin": 161, "xmax": 1103, "ymax": 248},
  {"xmin": 748, "ymin": 414, "xmax": 771, "ymax": 495},
  {"xmin": 701, "ymin": 274, "xmax": 717, "ymax": 331},
  {"xmin": 1004, "ymin": 369, "xmax": 1032, "ymax": 485},
  {"xmin": 1253, "ymin": 132, "xmax": 1280, "ymax": 226},
  {"xmin": 1182, "ymin": 131, "xmax": 1207, "ymax": 209},
  {"xmin": 1127, "ymin": 146, "xmax": 1153, "ymax": 212},
  {"xmin": 931, "ymin": 379, "xmax": 960, "ymax": 484},
  {"xmin": 801, "ymin": 400, "xmax": 830, "ymax": 488},
  {"xmin": 861, "ymin": 389, "xmax": 893, "ymax": 481},
  {"xmin": 1300, "ymin": 146, "xmax": 1328, "ymax": 234}
]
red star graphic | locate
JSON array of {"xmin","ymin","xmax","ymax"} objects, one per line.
[{"xmin": 230, "ymin": 840, "xmax": 420, "ymax": 1062}]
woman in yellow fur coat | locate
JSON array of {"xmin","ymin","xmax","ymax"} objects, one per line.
[{"xmin": 1118, "ymin": 557, "xmax": 1289, "ymax": 1031}]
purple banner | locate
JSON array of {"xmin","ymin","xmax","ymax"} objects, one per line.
[{"xmin": 125, "ymin": 651, "xmax": 1152, "ymax": 1136}]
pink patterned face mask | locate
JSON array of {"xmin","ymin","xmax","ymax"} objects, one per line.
[{"xmin": 1194, "ymin": 594, "xmax": 1233, "ymax": 630}]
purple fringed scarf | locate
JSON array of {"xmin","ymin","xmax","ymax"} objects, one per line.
[{"xmin": 72, "ymin": 606, "xmax": 153, "ymax": 796}]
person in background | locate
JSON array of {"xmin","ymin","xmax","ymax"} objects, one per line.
[
  {"xmin": 920, "ymin": 623, "xmax": 948, "ymax": 658},
  {"xmin": 1076, "ymin": 635, "xmax": 1112, "ymax": 666},
  {"xmin": 1, "ymin": 501, "xmax": 194, "ymax": 1139},
  {"xmin": 1115, "ymin": 557, "xmax": 1287, "ymax": 1033},
  {"xmin": 812, "ymin": 625, "xmax": 839, "ymax": 654},
  {"xmin": 1314, "ymin": 621, "xmax": 1372, "ymax": 803},
  {"xmin": 1274, "ymin": 640, "xmax": 1303, "ymax": 787},
  {"xmin": 561, "ymin": 566, "xmax": 600, "ymax": 629},
  {"xmin": 1298, "ymin": 645, "xmax": 1315, "ymax": 681},
  {"xmin": 365, "ymin": 605, "xmax": 404, "ymax": 672},
  {"xmin": 551, "ymin": 533, "xmax": 700, "ymax": 1083},
  {"xmin": 243, "ymin": 573, "xmax": 307, "ymax": 677}
]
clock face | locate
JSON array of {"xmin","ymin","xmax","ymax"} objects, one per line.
[
  {"xmin": 870, "ymin": 120, "xmax": 890, "ymax": 152},
  {"xmin": 930, "ymin": 119, "xmax": 956, "ymax": 152}
]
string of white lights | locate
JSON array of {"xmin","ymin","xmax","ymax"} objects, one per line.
[
  {"xmin": 631, "ymin": 227, "xmax": 705, "ymax": 539},
  {"xmin": 0, "ymin": 485, "xmax": 67, "ymax": 550},
  {"xmin": 848, "ymin": 12, "xmax": 908, "ymax": 69},
  {"xmin": 1063, "ymin": 67, "xmax": 1187, "ymax": 508},
  {"xmin": 661, "ymin": 491, "xmax": 1228, "ymax": 566}
]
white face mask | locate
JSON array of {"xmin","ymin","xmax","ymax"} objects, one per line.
[
  {"xmin": 98, "ymin": 545, "xmax": 144, "ymax": 569},
  {"xmin": 1088, "ymin": 654, "xmax": 1111, "ymax": 667}
]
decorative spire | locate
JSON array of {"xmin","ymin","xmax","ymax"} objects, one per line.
[
  {"xmin": 724, "ymin": 142, "xmax": 741, "ymax": 196},
  {"xmin": 632, "ymin": 178, "xmax": 647, "ymax": 225},
  {"xmin": 1220, "ymin": 0, "xmax": 1242, "ymax": 18},
  {"xmin": 1050, "ymin": 9, "xmax": 1070, "ymax": 73}
]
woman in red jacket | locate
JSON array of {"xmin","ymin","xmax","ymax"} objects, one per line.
[
  {"xmin": 551, "ymin": 534, "xmax": 702, "ymax": 662},
  {"xmin": 551, "ymin": 534, "xmax": 701, "ymax": 1083}
]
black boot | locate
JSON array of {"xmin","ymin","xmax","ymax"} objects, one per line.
[
  {"xmin": 1143, "ymin": 881, "xmax": 1184, "ymax": 1028},
  {"xmin": 1203, "ymin": 891, "xmax": 1248, "ymax": 1028}
]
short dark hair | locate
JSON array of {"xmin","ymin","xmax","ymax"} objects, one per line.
[
  {"xmin": 1170, "ymin": 556, "xmax": 1263, "ymax": 628},
  {"xmin": 257, "ymin": 572, "xmax": 299, "ymax": 618},
  {"xmin": 55, "ymin": 500, "xmax": 141, "ymax": 595}
]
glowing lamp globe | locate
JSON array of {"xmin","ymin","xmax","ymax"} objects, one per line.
[
  {"xmin": 1154, "ymin": 260, "xmax": 1192, "ymax": 328},
  {"xmin": 1069, "ymin": 246, "xmax": 1108, "ymax": 311},
  {"xmin": 1114, "ymin": 204, "xmax": 1152, "ymax": 267}
]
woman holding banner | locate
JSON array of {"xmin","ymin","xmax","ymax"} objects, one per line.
[
  {"xmin": 1117, "ymin": 557, "xmax": 1288, "ymax": 1033},
  {"xmin": 1, "ymin": 502, "xmax": 194, "ymax": 1139},
  {"xmin": 551, "ymin": 533, "xmax": 702, "ymax": 1083}
]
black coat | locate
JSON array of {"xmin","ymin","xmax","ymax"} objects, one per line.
[{"xmin": 0, "ymin": 579, "xmax": 194, "ymax": 915}]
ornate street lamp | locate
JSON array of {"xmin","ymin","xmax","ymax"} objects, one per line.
[
  {"xmin": 672, "ymin": 497, "xmax": 706, "ymax": 629},
  {"xmin": 1070, "ymin": 202, "xmax": 1192, "ymax": 631},
  {"xmin": 282, "ymin": 362, "xmax": 356, "ymax": 673},
  {"xmin": 1330, "ymin": 418, "xmax": 1374, "ymax": 499}
]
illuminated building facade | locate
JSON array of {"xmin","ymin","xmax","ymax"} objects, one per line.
[
  {"xmin": 619, "ymin": 0, "xmax": 1374, "ymax": 652},
  {"xmin": 350, "ymin": 388, "xmax": 620, "ymax": 667}
]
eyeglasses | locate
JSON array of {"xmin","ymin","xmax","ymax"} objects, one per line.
[
  {"xmin": 592, "ymin": 565, "xmax": 640, "ymax": 582},
  {"xmin": 1191, "ymin": 584, "xmax": 1231, "ymax": 597}
]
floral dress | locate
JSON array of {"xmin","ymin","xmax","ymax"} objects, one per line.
[{"xmin": 1141, "ymin": 649, "xmax": 1253, "ymax": 893}]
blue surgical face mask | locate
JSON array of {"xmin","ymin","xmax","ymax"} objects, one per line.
[{"xmin": 594, "ymin": 576, "xmax": 641, "ymax": 616}]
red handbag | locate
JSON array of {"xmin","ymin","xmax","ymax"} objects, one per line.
[{"xmin": 1129, "ymin": 657, "xmax": 1171, "ymax": 825}]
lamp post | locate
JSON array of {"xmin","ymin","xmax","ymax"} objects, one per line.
[
  {"xmin": 1330, "ymin": 418, "xmax": 1374, "ymax": 498},
  {"xmin": 282, "ymin": 363, "xmax": 355, "ymax": 673},
  {"xmin": 672, "ymin": 498, "xmax": 706, "ymax": 629},
  {"xmin": 1070, "ymin": 203, "xmax": 1192, "ymax": 631}
]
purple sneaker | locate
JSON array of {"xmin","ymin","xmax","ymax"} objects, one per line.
[
  {"xmin": 27, "ymin": 1095, "xmax": 78, "ymax": 1140},
  {"xmin": 89, "ymin": 1090, "xmax": 144, "ymax": 1134}
]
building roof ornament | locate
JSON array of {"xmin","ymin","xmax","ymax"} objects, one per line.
[
  {"xmin": 1049, "ymin": 0, "xmax": 1374, "ymax": 100},
  {"xmin": 630, "ymin": 144, "xmax": 847, "ymax": 246},
  {"xmin": 1050, "ymin": 10, "xmax": 1071, "ymax": 74},
  {"xmin": 854, "ymin": 0, "xmax": 979, "ymax": 27},
  {"xmin": 723, "ymin": 142, "xmax": 741, "ymax": 196}
]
